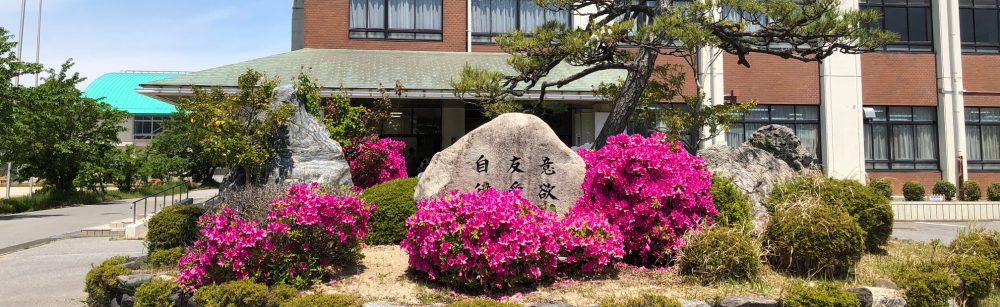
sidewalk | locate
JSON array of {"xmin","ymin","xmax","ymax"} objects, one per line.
[{"xmin": 0, "ymin": 189, "xmax": 217, "ymax": 252}]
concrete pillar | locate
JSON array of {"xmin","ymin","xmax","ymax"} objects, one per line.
[
  {"xmin": 698, "ymin": 5, "xmax": 727, "ymax": 149},
  {"xmin": 292, "ymin": 0, "xmax": 304, "ymax": 51},
  {"xmin": 572, "ymin": 108, "xmax": 596, "ymax": 146},
  {"xmin": 819, "ymin": 0, "xmax": 866, "ymax": 182},
  {"xmin": 933, "ymin": 0, "xmax": 967, "ymax": 184},
  {"xmin": 441, "ymin": 106, "xmax": 466, "ymax": 148}
]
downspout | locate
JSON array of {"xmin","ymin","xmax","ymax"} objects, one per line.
[
  {"xmin": 947, "ymin": 0, "xmax": 967, "ymax": 183},
  {"xmin": 467, "ymin": 0, "xmax": 473, "ymax": 52}
]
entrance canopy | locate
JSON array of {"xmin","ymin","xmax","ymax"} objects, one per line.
[{"xmin": 137, "ymin": 48, "xmax": 624, "ymax": 102}]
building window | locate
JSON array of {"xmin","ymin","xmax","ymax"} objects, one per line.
[
  {"xmin": 726, "ymin": 105, "xmax": 822, "ymax": 160},
  {"xmin": 133, "ymin": 116, "xmax": 166, "ymax": 140},
  {"xmin": 864, "ymin": 106, "xmax": 938, "ymax": 170},
  {"xmin": 960, "ymin": 0, "xmax": 1000, "ymax": 53},
  {"xmin": 966, "ymin": 107, "xmax": 1000, "ymax": 170},
  {"xmin": 860, "ymin": 0, "xmax": 933, "ymax": 52},
  {"xmin": 471, "ymin": 0, "xmax": 571, "ymax": 43},
  {"xmin": 349, "ymin": 0, "xmax": 443, "ymax": 40}
]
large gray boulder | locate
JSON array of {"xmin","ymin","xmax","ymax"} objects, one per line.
[
  {"xmin": 414, "ymin": 113, "xmax": 585, "ymax": 213},
  {"xmin": 848, "ymin": 287, "xmax": 906, "ymax": 307},
  {"xmin": 698, "ymin": 145, "xmax": 796, "ymax": 229},
  {"xmin": 747, "ymin": 124, "xmax": 815, "ymax": 171},
  {"xmin": 222, "ymin": 85, "xmax": 352, "ymax": 190}
]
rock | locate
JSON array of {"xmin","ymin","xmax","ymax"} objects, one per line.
[
  {"xmin": 222, "ymin": 85, "xmax": 353, "ymax": 190},
  {"xmin": 719, "ymin": 296, "xmax": 779, "ymax": 307},
  {"xmin": 364, "ymin": 302, "xmax": 405, "ymax": 307},
  {"xmin": 698, "ymin": 145, "xmax": 797, "ymax": 230},
  {"xmin": 123, "ymin": 256, "xmax": 145, "ymax": 270},
  {"xmin": 849, "ymin": 287, "xmax": 906, "ymax": 307},
  {"xmin": 680, "ymin": 300, "xmax": 712, "ymax": 307},
  {"xmin": 414, "ymin": 113, "xmax": 585, "ymax": 213},
  {"xmin": 116, "ymin": 274, "xmax": 153, "ymax": 293},
  {"xmin": 873, "ymin": 278, "xmax": 899, "ymax": 290},
  {"xmin": 119, "ymin": 293, "xmax": 135, "ymax": 307},
  {"xmin": 747, "ymin": 124, "xmax": 815, "ymax": 171}
]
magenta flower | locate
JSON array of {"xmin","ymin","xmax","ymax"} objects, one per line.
[{"xmin": 344, "ymin": 134, "xmax": 407, "ymax": 188}]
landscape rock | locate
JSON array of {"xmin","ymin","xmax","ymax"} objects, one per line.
[
  {"xmin": 116, "ymin": 274, "xmax": 153, "ymax": 293},
  {"xmin": 719, "ymin": 296, "xmax": 779, "ymax": 307},
  {"xmin": 414, "ymin": 113, "xmax": 585, "ymax": 213},
  {"xmin": 680, "ymin": 300, "xmax": 712, "ymax": 307},
  {"xmin": 873, "ymin": 278, "xmax": 899, "ymax": 290},
  {"xmin": 747, "ymin": 124, "xmax": 815, "ymax": 171},
  {"xmin": 849, "ymin": 287, "xmax": 906, "ymax": 307},
  {"xmin": 222, "ymin": 85, "xmax": 353, "ymax": 190},
  {"xmin": 698, "ymin": 145, "xmax": 797, "ymax": 230}
]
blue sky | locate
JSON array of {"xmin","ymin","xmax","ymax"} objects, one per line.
[{"xmin": 0, "ymin": 0, "xmax": 291, "ymax": 88}]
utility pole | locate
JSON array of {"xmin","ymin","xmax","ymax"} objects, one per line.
[
  {"xmin": 27, "ymin": 0, "xmax": 42, "ymax": 198},
  {"xmin": 6, "ymin": 0, "xmax": 27, "ymax": 199}
]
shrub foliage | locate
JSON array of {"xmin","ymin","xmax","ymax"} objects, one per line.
[
  {"xmin": 961, "ymin": 180, "xmax": 982, "ymax": 201},
  {"xmin": 558, "ymin": 209, "xmax": 625, "ymax": 273},
  {"xmin": 134, "ymin": 279, "xmax": 181, "ymax": 307},
  {"xmin": 599, "ymin": 293, "xmax": 682, "ymax": 307},
  {"xmin": 710, "ymin": 176, "xmax": 752, "ymax": 227},
  {"xmin": 952, "ymin": 255, "xmax": 998, "ymax": 303},
  {"xmin": 192, "ymin": 279, "xmax": 271, "ymax": 307},
  {"xmin": 989, "ymin": 183, "xmax": 1000, "ymax": 201},
  {"xmin": 279, "ymin": 293, "xmax": 362, "ymax": 307},
  {"xmin": 148, "ymin": 246, "xmax": 185, "ymax": 268},
  {"xmin": 950, "ymin": 227, "xmax": 1000, "ymax": 263},
  {"xmin": 146, "ymin": 204, "xmax": 205, "ymax": 255},
  {"xmin": 764, "ymin": 201, "xmax": 865, "ymax": 278},
  {"xmin": 345, "ymin": 135, "xmax": 407, "ymax": 188},
  {"xmin": 781, "ymin": 282, "xmax": 861, "ymax": 307},
  {"xmin": 903, "ymin": 181, "xmax": 925, "ymax": 201},
  {"xmin": 932, "ymin": 180, "xmax": 957, "ymax": 201},
  {"xmin": 575, "ymin": 132, "xmax": 715, "ymax": 264},
  {"xmin": 677, "ymin": 226, "xmax": 760, "ymax": 285},
  {"xmin": 84, "ymin": 256, "xmax": 132, "ymax": 307},
  {"xmin": 867, "ymin": 178, "xmax": 892, "ymax": 199},
  {"xmin": 360, "ymin": 177, "xmax": 418, "ymax": 245},
  {"xmin": 894, "ymin": 262, "xmax": 957, "ymax": 307}
]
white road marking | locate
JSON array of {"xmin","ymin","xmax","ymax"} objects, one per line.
[{"xmin": 912, "ymin": 222, "xmax": 967, "ymax": 228}]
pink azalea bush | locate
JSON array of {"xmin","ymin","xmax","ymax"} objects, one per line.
[
  {"xmin": 401, "ymin": 188, "xmax": 561, "ymax": 290},
  {"xmin": 345, "ymin": 135, "xmax": 407, "ymax": 188},
  {"xmin": 558, "ymin": 210, "xmax": 625, "ymax": 272},
  {"xmin": 575, "ymin": 132, "xmax": 716, "ymax": 265},
  {"xmin": 177, "ymin": 183, "xmax": 373, "ymax": 289}
]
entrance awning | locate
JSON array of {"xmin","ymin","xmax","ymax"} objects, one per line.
[{"xmin": 137, "ymin": 48, "xmax": 625, "ymax": 102}]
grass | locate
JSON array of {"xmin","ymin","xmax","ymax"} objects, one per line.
[{"xmin": 0, "ymin": 183, "xmax": 195, "ymax": 214}]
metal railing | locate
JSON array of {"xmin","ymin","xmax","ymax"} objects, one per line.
[{"xmin": 131, "ymin": 182, "xmax": 191, "ymax": 224}]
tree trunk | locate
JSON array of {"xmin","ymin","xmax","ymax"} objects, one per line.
[{"xmin": 594, "ymin": 47, "xmax": 659, "ymax": 149}]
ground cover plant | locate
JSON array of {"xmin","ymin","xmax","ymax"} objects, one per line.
[
  {"xmin": 709, "ymin": 176, "xmax": 752, "ymax": 227},
  {"xmin": 0, "ymin": 182, "xmax": 185, "ymax": 214},
  {"xmin": 677, "ymin": 226, "xmax": 760, "ymax": 285},
  {"xmin": 764, "ymin": 198, "xmax": 865, "ymax": 278}
]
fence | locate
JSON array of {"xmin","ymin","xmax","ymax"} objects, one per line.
[{"xmin": 892, "ymin": 202, "xmax": 1000, "ymax": 221}]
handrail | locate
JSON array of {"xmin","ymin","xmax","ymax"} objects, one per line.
[{"xmin": 131, "ymin": 181, "xmax": 191, "ymax": 224}]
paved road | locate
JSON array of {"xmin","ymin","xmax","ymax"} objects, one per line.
[
  {"xmin": 892, "ymin": 221, "xmax": 1000, "ymax": 245},
  {"xmin": 0, "ymin": 189, "xmax": 218, "ymax": 252},
  {"xmin": 0, "ymin": 237, "xmax": 145, "ymax": 307}
]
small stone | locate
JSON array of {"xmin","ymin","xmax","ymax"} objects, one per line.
[
  {"xmin": 116, "ymin": 274, "xmax": 153, "ymax": 291},
  {"xmin": 849, "ymin": 287, "xmax": 905, "ymax": 307},
  {"xmin": 119, "ymin": 293, "xmax": 135, "ymax": 307},
  {"xmin": 873, "ymin": 278, "xmax": 898, "ymax": 290},
  {"xmin": 364, "ymin": 302, "xmax": 404, "ymax": 307},
  {"xmin": 680, "ymin": 300, "xmax": 712, "ymax": 307},
  {"xmin": 719, "ymin": 296, "xmax": 779, "ymax": 307},
  {"xmin": 414, "ymin": 113, "xmax": 586, "ymax": 213}
]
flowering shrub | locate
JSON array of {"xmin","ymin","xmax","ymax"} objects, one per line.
[
  {"xmin": 345, "ymin": 134, "xmax": 407, "ymax": 188},
  {"xmin": 401, "ymin": 188, "xmax": 561, "ymax": 290},
  {"xmin": 558, "ymin": 209, "xmax": 624, "ymax": 272},
  {"xmin": 177, "ymin": 208, "xmax": 270, "ymax": 288},
  {"xmin": 574, "ymin": 132, "xmax": 716, "ymax": 264},
  {"xmin": 177, "ymin": 183, "xmax": 373, "ymax": 289}
]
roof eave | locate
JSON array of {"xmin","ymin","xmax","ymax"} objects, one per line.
[{"xmin": 137, "ymin": 85, "xmax": 605, "ymax": 102}]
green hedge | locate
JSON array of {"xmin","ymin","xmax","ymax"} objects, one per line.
[
  {"xmin": 894, "ymin": 262, "xmax": 957, "ymax": 307},
  {"xmin": 710, "ymin": 176, "xmax": 752, "ymax": 227},
  {"xmin": 764, "ymin": 202, "xmax": 865, "ymax": 278},
  {"xmin": 360, "ymin": 177, "xmax": 418, "ymax": 245},
  {"xmin": 903, "ymin": 181, "xmax": 925, "ymax": 201},
  {"xmin": 147, "ymin": 246, "xmax": 185, "ymax": 268},
  {"xmin": 134, "ymin": 279, "xmax": 181, "ymax": 307},
  {"xmin": 868, "ymin": 178, "xmax": 893, "ymax": 199},
  {"xmin": 782, "ymin": 282, "xmax": 861, "ymax": 307},
  {"xmin": 279, "ymin": 293, "xmax": 361, "ymax": 307},
  {"xmin": 932, "ymin": 180, "xmax": 957, "ymax": 201},
  {"xmin": 678, "ymin": 226, "xmax": 760, "ymax": 284},
  {"xmin": 768, "ymin": 176, "xmax": 893, "ymax": 252},
  {"xmin": 84, "ymin": 256, "xmax": 132, "ymax": 307},
  {"xmin": 146, "ymin": 204, "xmax": 205, "ymax": 255},
  {"xmin": 952, "ymin": 255, "xmax": 999, "ymax": 303},
  {"xmin": 989, "ymin": 183, "xmax": 1000, "ymax": 201},
  {"xmin": 961, "ymin": 181, "xmax": 982, "ymax": 201}
]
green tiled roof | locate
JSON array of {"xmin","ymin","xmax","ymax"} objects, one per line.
[
  {"xmin": 142, "ymin": 48, "xmax": 624, "ymax": 94},
  {"xmin": 84, "ymin": 72, "xmax": 181, "ymax": 115}
]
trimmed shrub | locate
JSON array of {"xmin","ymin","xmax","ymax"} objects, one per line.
[
  {"xmin": 279, "ymin": 293, "xmax": 361, "ymax": 307},
  {"xmin": 990, "ymin": 183, "xmax": 1000, "ymax": 201},
  {"xmin": 147, "ymin": 246, "xmax": 185, "ymax": 267},
  {"xmin": 402, "ymin": 188, "xmax": 561, "ymax": 290},
  {"xmin": 677, "ymin": 226, "xmax": 760, "ymax": 285},
  {"xmin": 950, "ymin": 227, "xmax": 1000, "ymax": 262},
  {"xmin": 710, "ymin": 176, "xmax": 752, "ymax": 227},
  {"xmin": 575, "ymin": 132, "xmax": 715, "ymax": 264},
  {"xmin": 782, "ymin": 282, "xmax": 861, "ymax": 307},
  {"xmin": 360, "ymin": 177, "xmax": 418, "ymax": 245},
  {"xmin": 599, "ymin": 293, "xmax": 682, "ymax": 307},
  {"xmin": 447, "ymin": 299, "xmax": 520, "ymax": 307},
  {"xmin": 932, "ymin": 180, "xmax": 957, "ymax": 201},
  {"xmin": 267, "ymin": 284, "xmax": 299, "ymax": 307},
  {"xmin": 146, "ymin": 204, "xmax": 205, "ymax": 255},
  {"xmin": 764, "ymin": 200, "xmax": 865, "ymax": 278},
  {"xmin": 961, "ymin": 181, "xmax": 982, "ymax": 201},
  {"xmin": 192, "ymin": 280, "xmax": 270, "ymax": 307},
  {"xmin": 903, "ymin": 181, "xmax": 926, "ymax": 201},
  {"xmin": 345, "ymin": 135, "xmax": 407, "ymax": 189},
  {"xmin": 558, "ymin": 209, "xmax": 625, "ymax": 273},
  {"xmin": 868, "ymin": 178, "xmax": 893, "ymax": 199},
  {"xmin": 952, "ymin": 255, "xmax": 999, "ymax": 303},
  {"xmin": 894, "ymin": 262, "xmax": 957, "ymax": 307},
  {"xmin": 767, "ymin": 176, "xmax": 893, "ymax": 252},
  {"xmin": 84, "ymin": 256, "xmax": 132, "ymax": 307},
  {"xmin": 134, "ymin": 279, "xmax": 181, "ymax": 307}
]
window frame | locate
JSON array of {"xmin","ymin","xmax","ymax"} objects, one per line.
[
  {"xmin": 471, "ymin": 0, "xmax": 573, "ymax": 44},
  {"xmin": 864, "ymin": 106, "xmax": 939, "ymax": 171},
  {"xmin": 959, "ymin": 0, "xmax": 1000, "ymax": 53},
  {"xmin": 349, "ymin": 0, "xmax": 445, "ymax": 41},
  {"xmin": 965, "ymin": 107, "xmax": 1000, "ymax": 170},
  {"xmin": 133, "ymin": 116, "xmax": 166, "ymax": 140},
  {"xmin": 859, "ymin": 0, "xmax": 934, "ymax": 52},
  {"xmin": 726, "ymin": 105, "xmax": 823, "ymax": 163}
]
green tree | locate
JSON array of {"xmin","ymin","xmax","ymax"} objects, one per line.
[
  {"xmin": 0, "ymin": 27, "xmax": 44, "ymax": 170},
  {"xmin": 453, "ymin": 0, "xmax": 895, "ymax": 148},
  {"xmin": 1, "ymin": 61, "xmax": 127, "ymax": 194},
  {"xmin": 176, "ymin": 69, "xmax": 294, "ymax": 186},
  {"xmin": 294, "ymin": 70, "xmax": 395, "ymax": 146},
  {"xmin": 109, "ymin": 145, "xmax": 143, "ymax": 192},
  {"xmin": 146, "ymin": 112, "xmax": 220, "ymax": 184}
]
